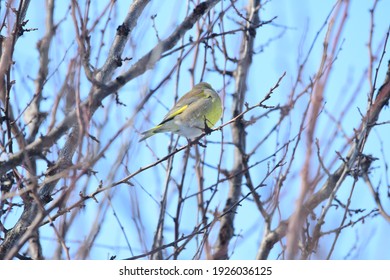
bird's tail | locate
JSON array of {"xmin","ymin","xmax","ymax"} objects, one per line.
[
  {"xmin": 139, "ymin": 124, "xmax": 163, "ymax": 142},
  {"xmin": 139, "ymin": 129, "xmax": 155, "ymax": 142}
]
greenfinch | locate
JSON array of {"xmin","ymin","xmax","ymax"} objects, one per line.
[{"xmin": 139, "ymin": 82, "xmax": 222, "ymax": 141}]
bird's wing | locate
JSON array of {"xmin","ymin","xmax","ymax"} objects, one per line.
[
  {"xmin": 159, "ymin": 88, "xmax": 208, "ymax": 124},
  {"xmin": 159, "ymin": 104, "xmax": 189, "ymax": 125}
]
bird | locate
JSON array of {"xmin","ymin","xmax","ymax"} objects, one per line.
[{"xmin": 139, "ymin": 82, "xmax": 222, "ymax": 142}]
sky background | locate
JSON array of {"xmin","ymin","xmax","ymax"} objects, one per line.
[{"xmin": 2, "ymin": 0, "xmax": 390, "ymax": 259}]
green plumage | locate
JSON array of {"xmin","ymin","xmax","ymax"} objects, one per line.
[{"xmin": 139, "ymin": 82, "xmax": 222, "ymax": 141}]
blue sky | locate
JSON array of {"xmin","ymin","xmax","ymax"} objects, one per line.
[{"xmin": 2, "ymin": 0, "xmax": 390, "ymax": 259}]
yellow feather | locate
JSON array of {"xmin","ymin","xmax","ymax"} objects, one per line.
[{"xmin": 161, "ymin": 104, "xmax": 188, "ymax": 123}]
